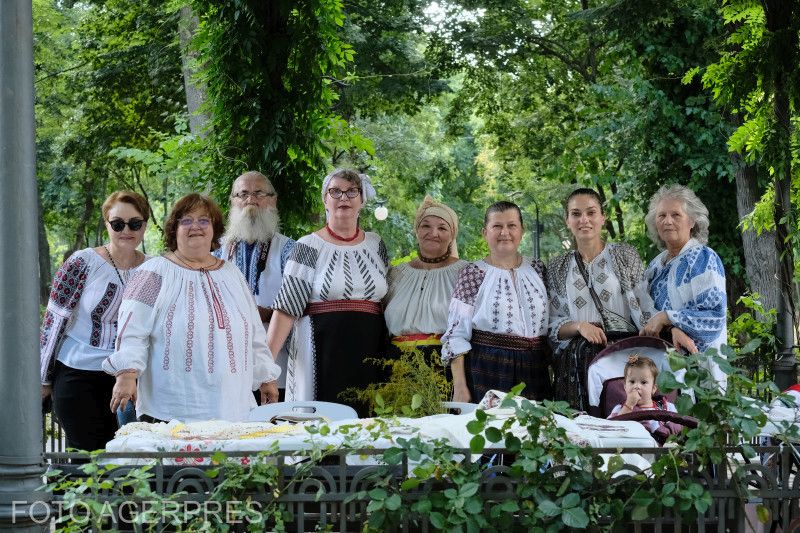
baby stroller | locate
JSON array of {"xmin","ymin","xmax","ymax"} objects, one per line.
[{"xmin": 586, "ymin": 336, "xmax": 698, "ymax": 444}]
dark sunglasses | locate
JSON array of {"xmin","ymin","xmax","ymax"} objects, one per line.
[{"xmin": 108, "ymin": 218, "xmax": 144, "ymax": 232}]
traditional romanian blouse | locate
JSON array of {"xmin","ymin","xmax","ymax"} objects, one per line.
[
  {"xmin": 271, "ymin": 232, "xmax": 389, "ymax": 401},
  {"xmin": 272, "ymin": 232, "xmax": 389, "ymax": 317},
  {"xmin": 40, "ymin": 248, "xmax": 149, "ymax": 384},
  {"xmin": 384, "ymin": 260, "xmax": 468, "ymax": 337},
  {"xmin": 440, "ymin": 258, "xmax": 549, "ymax": 365},
  {"xmin": 102, "ymin": 257, "xmax": 281, "ymax": 422},
  {"xmin": 646, "ymin": 238, "xmax": 727, "ymax": 352},
  {"xmin": 546, "ymin": 243, "xmax": 653, "ymax": 347}
]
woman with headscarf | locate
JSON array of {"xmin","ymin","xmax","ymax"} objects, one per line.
[
  {"xmin": 441, "ymin": 201, "xmax": 551, "ymax": 403},
  {"xmin": 384, "ymin": 196, "xmax": 468, "ymax": 366},
  {"xmin": 640, "ymin": 184, "xmax": 727, "ymax": 388},
  {"xmin": 267, "ymin": 168, "xmax": 389, "ymax": 416}
]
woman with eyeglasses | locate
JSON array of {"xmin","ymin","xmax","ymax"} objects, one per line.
[
  {"xmin": 40, "ymin": 191, "xmax": 151, "ymax": 452},
  {"xmin": 103, "ymin": 194, "xmax": 281, "ymax": 422},
  {"xmin": 267, "ymin": 168, "xmax": 389, "ymax": 416}
]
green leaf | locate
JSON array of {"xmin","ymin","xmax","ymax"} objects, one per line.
[
  {"xmin": 385, "ymin": 494, "xmax": 402, "ymax": 511},
  {"xmin": 401, "ymin": 478, "xmax": 422, "ymax": 490},
  {"xmin": 466, "ymin": 419, "xmax": 484, "ymax": 435},
  {"xmin": 465, "ymin": 498, "xmax": 483, "ymax": 514},
  {"xmin": 561, "ymin": 507, "xmax": 589, "ymax": 528},
  {"xmin": 383, "ymin": 447, "xmax": 404, "ymax": 465},
  {"xmin": 460, "ymin": 482, "xmax": 479, "ymax": 498},
  {"xmin": 485, "ymin": 426, "xmax": 503, "ymax": 443},
  {"xmin": 470, "ymin": 435, "xmax": 486, "ymax": 453},
  {"xmin": 538, "ymin": 500, "xmax": 560, "ymax": 517},
  {"xmin": 561, "ymin": 493, "xmax": 580, "ymax": 509},
  {"xmin": 411, "ymin": 394, "xmax": 423, "ymax": 410},
  {"xmin": 429, "ymin": 512, "xmax": 445, "ymax": 529},
  {"xmin": 756, "ymin": 504, "xmax": 770, "ymax": 523},
  {"xmin": 475, "ymin": 409, "xmax": 487, "ymax": 422},
  {"xmin": 631, "ymin": 505, "xmax": 650, "ymax": 521},
  {"xmin": 368, "ymin": 488, "xmax": 387, "ymax": 500}
]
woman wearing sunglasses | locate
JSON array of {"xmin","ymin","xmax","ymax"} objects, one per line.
[
  {"xmin": 267, "ymin": 168, "xmax": 389, "ymax": 417},
  {"xmin": 103, "ymin": 194, "xmax": 281, "ymax": 423},
  {"xmin": 40, "ymin": 190, "xmax": 151, "ymax": 453}
]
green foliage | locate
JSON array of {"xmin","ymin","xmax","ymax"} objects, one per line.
[
  {"xmin": 189, "ymin": 0, "xmax": 364, "ymax": 231},
  {"xmin": 341, "ymin": 348, "xmax": 451, "ymax": 417},
  {"xmin": 728, "ymin": 293, "xmax": 778, "ymax": 384}
]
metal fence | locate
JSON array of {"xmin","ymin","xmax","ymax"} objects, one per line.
[{"xmin": 42, "ymin": 446, "xmax": 800, "ymax": 532}]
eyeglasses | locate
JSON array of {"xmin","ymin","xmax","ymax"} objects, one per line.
[
  {"xmin": 108, "ymin": 218, "xmax": 144, "ymax": 232},
  {"xmin": 178, "ymin": 217, "xmax": 212, "ymax": 228},
  {"xmin": 231, "ymin": 191, "xmax": 276, "ymax": 200},
  {"xmin": 327, "ymin": 187, "xmax": 361, "ymax": 199}
]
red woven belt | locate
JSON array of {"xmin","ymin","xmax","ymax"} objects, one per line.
[
  {"xmin": 471, "ymin": 329, "xmax": 547, "ymax": 351},
  {"xmin": 304, "ymin": 299, "xmax": 382, "ymax": 316}
]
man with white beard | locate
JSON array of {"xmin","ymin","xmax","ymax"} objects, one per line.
[{"xmin": 215, "ymin": 171, "xmax": 295, "ymax": 402}]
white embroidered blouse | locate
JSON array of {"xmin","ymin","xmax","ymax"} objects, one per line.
[
  {"xmin": 440, "ymin": 258, "xmax": 549, "ymax": 364},
  {"xmin": 102, "ymin": 257, "xmax": 281, "ymax": 422},
  {"xmin": 40, "ymin": 248, "xmax": 149, "ymax": 384},
  {"xmin": 272, "ymin": 232, "xmax": 389, "ymax": 317},
  {"xmin": 384, "ymin": 260, "xmax": 468, "ymax": 337},
  {"xmin": 546, "ymin": 243, "xmax": 653, "ymax": 346}
]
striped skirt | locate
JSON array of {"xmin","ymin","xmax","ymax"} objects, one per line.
[{"xmin": 465, "ymin": 329, "xmax": 552, "ymax": 402}]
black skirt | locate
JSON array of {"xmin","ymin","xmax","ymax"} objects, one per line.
[{"xmin": 312, "ymin": 311, "xmax": 386, "ymax": 417}]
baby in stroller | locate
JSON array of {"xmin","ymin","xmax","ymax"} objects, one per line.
[{"xmin": 609, "ymin": 354, "xmax": 683, "ymax": 445}]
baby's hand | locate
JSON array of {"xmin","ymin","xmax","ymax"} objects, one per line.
[{"xmin": 625, "ymin": 389, "xmax": 641, "ymax": 408}]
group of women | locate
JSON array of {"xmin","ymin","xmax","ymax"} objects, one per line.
[{"xmin": 40, "ymin": 167, "xmax": 728, "ymax": 452}]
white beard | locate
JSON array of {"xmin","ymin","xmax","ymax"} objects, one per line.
[{"xmin": 223, "ymin": 205, "xmax": 280, "ymax": 244}]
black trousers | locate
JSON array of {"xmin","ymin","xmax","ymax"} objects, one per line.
[{"xmin": 52, "ymin": 360, "xmax": 118, "ymax": 452}]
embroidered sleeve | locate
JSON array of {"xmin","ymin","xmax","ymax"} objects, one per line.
[
  {"xmin": 665, "ymin": 247, "xmax": 727, "ymax": 350},
  {"xmin": 40, "ymin": 253, "xmax": 90, "ymax": 384},
  {"xmin": 377, "ymin": 238, "xmax": 390, "ymax": 269},
  {"xmin": 102, "ymin": 269, "xmax": 164, "ymax": 376},
  {"xmin": 272, "ymin": 241, "xmax": 318, "ymax": 317},
  {"xmin": 246, "ymin": 277, "xmax": 282, "ymax": 388},
  {"xmin": 545, "ymin": 253, "xmax": 573, "ymax": 344},
  {"xmin": 441, "ymin": 264, "xmax": 485, "ymax": 365},
  {"xmin": 279, "ymin": 238, "xmax": 297, "ymax": 275},
  {"xmin": 609, "ymin": 243, "xmax": 655, "ymax": 327}
]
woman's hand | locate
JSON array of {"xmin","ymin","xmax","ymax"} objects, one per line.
[
  {"xmin": 110, "ymin": 372, "xmax": 137, "ymax": 413},
  {"xmin": 640, "ymin": 311, "xmax": 670, "ymax": 337},
  {"xmin": 41, "ymin": 385, "xmax": 52, "ymax": 400},
  {"xmin": 452, "ymin": 383, "xmax": 472, "ymax": 403},
  {"xmin": 576, "ymin": 321, "xmax": 607, "ymax": 345},
  {"xmin": 260, "ymin": 380, "xmax": 279, "ymax": 404},
  {"xmin": 671, "ymin": 328, "xmax": 698, "ymax": 354}
]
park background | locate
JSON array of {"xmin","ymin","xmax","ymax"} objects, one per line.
[{"xmin": 32, "ymin": 0, "xmax": 799, "ymax": 338}]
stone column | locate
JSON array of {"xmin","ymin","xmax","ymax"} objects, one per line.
[{"xmin": 0, "ymin": 1, "xmax": 49, "ymax": 531}]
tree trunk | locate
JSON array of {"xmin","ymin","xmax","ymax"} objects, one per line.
[
  {"xmin": 178, "ymin": 6, "xmax": 210, "ymax": 138},
  {"xmin": 732, "ymin": 153, "xmax": 779, "ymax": 313}
]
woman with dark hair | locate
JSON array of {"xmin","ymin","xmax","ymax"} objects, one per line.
[
  {"xmin": 104, "ymin": 193, "xmax": 281, "ymax": 422},
  {"xmin": 546, "ymin": 188, "xmax": 653, "ymax": 411},
  {"xmin": 40, "ymin": 190, "xmax": 150, "ymax": 451},
  {"xmin": 441, "ymin": 201, "xmax": 551, "ymax": 403},
  {"xmin": 640, "ymin": 184, "xmax": 727, "ymax": 388},
  {"xmin": 267, "ymin": 169, "xmax": 389, "ymax": 416}
]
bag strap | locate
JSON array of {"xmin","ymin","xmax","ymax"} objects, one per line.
[{"xmin": 573, "ymin": 251, "xmax": 612, "ymax": 330}]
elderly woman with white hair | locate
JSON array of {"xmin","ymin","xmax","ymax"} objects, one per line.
[
  {"xmin": 384, "ymin": 196, "xmax": 468, "ymax": 365},
  {"xmin": 267, "ymin": 168, "xmax": 389, "ymax": 416},
  {"xmin": 640, "ymin": 184, "xmax": 727, "ymax": 387}
]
